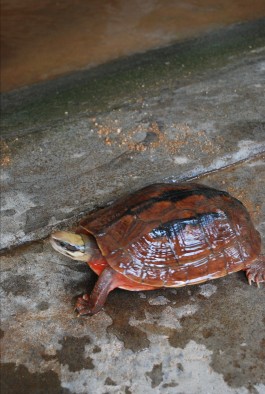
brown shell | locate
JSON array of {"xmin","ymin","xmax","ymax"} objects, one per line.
[{"xmin": 78, "ymin": 183, "xmax": 261, "ymax": 287}]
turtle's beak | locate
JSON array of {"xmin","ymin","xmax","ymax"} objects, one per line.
[{"xmin": 50, "ymin": 231, "xmax": 90, "ymax": 261}]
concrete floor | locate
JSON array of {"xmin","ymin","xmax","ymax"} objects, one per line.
[{"xmin": 1, "ymin": 20, "xmax": 265, "ymax": 394}]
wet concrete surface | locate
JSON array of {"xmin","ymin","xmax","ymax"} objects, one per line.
[{"xmin": 1, "ymin": 20, "xmax": 265, "ymax": 394}]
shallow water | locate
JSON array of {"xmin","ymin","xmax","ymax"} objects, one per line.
[{"xmin": 1, "ymin": 0, "xmax": 265, "ymax": 92}]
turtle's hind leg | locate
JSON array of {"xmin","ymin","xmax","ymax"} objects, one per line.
[
  {"xmin": 245, "ymin": 255, "xmax": 265, "ymax": 287},
  {"xmin": 75, "ymin": 266, "xmax": 120, "ymax": 316}
]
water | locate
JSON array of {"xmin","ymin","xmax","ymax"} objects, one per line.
[{"xmin": 1, "ymin": 0, "xmax": 265, "ymax": 92}]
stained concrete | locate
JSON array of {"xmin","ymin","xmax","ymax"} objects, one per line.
[{"xmin": 1, "ymin": 19, "xmax": 265, "ymax": 394}]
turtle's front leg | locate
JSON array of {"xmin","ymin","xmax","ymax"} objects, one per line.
[{"xmin": 75, "ymin": 266, "xmax": 119, "ymax": 316}]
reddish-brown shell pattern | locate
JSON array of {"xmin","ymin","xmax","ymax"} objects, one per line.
[{"xmin": 78, "ymin": 183, "xmax": 261, "ymax": 287}]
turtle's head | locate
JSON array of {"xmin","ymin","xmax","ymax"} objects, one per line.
[{"xmin": 50, "ymin": 231, "xmax": 96, "ymax": 262}]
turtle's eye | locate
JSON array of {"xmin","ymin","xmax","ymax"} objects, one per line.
[{"xmin": 57, "ymin": 240, "xmax": 84, "ymax": 253}]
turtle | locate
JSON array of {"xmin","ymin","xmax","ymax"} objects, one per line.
[{"xmin": 50, "ymin": 183, "xmax": 264, "ymax": 315}]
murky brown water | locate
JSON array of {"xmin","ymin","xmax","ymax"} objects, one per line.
[{"xmin": 1, "ymin": 0, "xmax": 265, "ymax": 92}]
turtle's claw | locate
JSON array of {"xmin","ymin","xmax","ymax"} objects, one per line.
[
  {"xmin": 75, "ymin": 294, "xmax": 93, "ymax": 316},
  {"xmin": 245, "ymin": 259, "xmax": 265, "ymax": 288}
]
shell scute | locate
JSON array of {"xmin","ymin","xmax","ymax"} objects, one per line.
[
  {"xmin": 224, "ymin": 245, "xmax": 244, "ymax": 273},
  {"xmin": 186, "ymin": 257, "xmax": 209, "ymax": 285},
  {"xmin": 164, "ymin": 265, "xmax": 188, "ymax": 287},
  {"xmin": 200, "ymin": 211, "xmax": 234, "ymax": 251},
  {"xmin": 206, "ymin": 252, "xmax": 228, "ymax": 279},
  {"xmin": 167, "ymin": 218, "xmax": 208, "ymax": 261}
]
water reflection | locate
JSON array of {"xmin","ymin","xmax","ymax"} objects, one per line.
[{"xmin": 1, "ymin": 0, "xmax": 265, "ymax": 92}]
